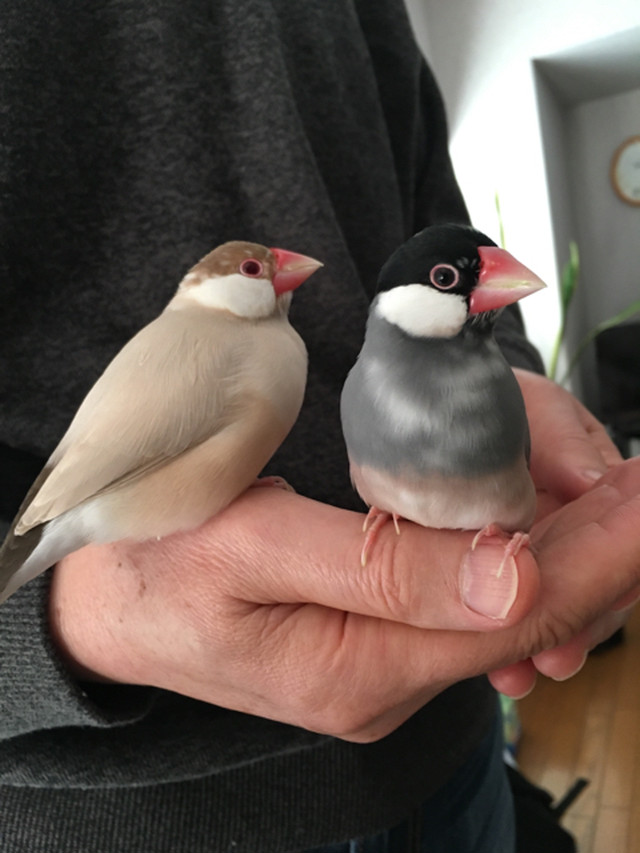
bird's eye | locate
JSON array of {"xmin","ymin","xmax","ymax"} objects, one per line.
[
  {"xmin": 429, "ymin": 264, "xmax": 459, "ymax": 290},
  {"xmin": 239, "ymin": 259, "xmax": 264, "ymax": 278}
]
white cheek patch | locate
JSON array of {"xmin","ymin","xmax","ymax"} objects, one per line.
[
  {"xmin": 181, "ymin": 274, "xmax": 276, "ymax": 318},
  {"xmin": 376, "ymin": 284, "xmax": 467, "ymax": 338}
]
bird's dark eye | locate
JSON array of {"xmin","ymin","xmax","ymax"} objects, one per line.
[
  {"xmin": 239, "ymin": 259, "xmax": 264, "ymax": 278},
  {"xmin": 429, "ymin": 264, "xmax": 459, "ymax": 290}
]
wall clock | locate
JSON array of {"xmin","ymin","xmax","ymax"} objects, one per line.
[{"xmin": 611, "ymin": 135, "xmax": 640, "ymax": 206}]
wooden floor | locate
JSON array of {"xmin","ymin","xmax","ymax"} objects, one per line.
[{"xmin": 517, "ymin": 604, "xmax": 640, "ymax": 853}]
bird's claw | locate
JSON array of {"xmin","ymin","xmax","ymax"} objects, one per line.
[
  {"xmin": 360, "ymin": 507, "xmax": 401, "ymax": 566},
  {"xmin": 251, "ymin": 475, "xmax": 296, "ymax": 493},
  {"xmin": 471, "ymin": 523, "xmax": 530, "ymax": 578}
]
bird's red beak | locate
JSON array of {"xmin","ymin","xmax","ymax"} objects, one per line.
[
  {"xmin": 270, "ymin": 248, "xmax": 323, "ymax": 296},
  {"xmin": 470, "ymin": 246, "xmax": 546, "ymax": 315}
]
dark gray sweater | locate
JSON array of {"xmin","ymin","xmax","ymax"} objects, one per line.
[{"xmin": 0, "ymin": 1, "xmax": 544, "ymax": 850}]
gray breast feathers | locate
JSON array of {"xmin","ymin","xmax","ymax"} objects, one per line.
[{"xmin": 341, "ymin": 319, "xmax": 530, "ymax": 478}]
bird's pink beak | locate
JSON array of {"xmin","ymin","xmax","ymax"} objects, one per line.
[
  {"xmin": 270, "ymin": 248, "xmax": 323, "ymax": 296},
  {"xmin": 469, "ymin": 246, "xmax": 546, "ymax": 315}
]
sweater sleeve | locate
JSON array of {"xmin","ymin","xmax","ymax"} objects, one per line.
[
  {"xmin": 0, "ymin": 439, "xmax": 157, "ymax": 744},
  {"xmin": 0, "ymin": 530, "xmax": 326, "ymax": 789},
  {"xmin": 0, "ymin": 555, "xmax": 157, "ymax": 743}
]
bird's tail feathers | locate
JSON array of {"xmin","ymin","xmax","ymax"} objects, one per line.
[{"xmin": 0, "ymin": 515, "xmax": 89, "ymax": 604}]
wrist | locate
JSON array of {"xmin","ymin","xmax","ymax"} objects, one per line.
[{"xmin": 48, "ymin": 542, "xmax": 150, "ymax": 684}]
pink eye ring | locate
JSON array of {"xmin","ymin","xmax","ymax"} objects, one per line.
[
  {"xmin": 429, "ymin": 263, "xmax": 459, "ymax": 289},
  {"xmin": 239, "ymin": 259, "xmax": 264, "ymax": 278}
]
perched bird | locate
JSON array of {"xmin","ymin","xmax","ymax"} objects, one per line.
[
  {"xmin": 340, "ymin": 224, "xmax": 546, "ymax": 564},
  {"xmin": 0, "ymin": 241, "xmax": 321, "ymax": 603}
]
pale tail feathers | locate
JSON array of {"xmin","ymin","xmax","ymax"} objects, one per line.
[
  {"xmin": 0, "ymin": 460, "xmax": 53, "ymax": 600},
  {"xmin": 0, "ymin": 524, "xmax": 44, "ymax": 602},
  {"xmin": 0, "ymin": 512, "xmax": 91, "ymax": 603}
]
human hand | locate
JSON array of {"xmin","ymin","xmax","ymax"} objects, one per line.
[
  {"xmin": 516, "ymin": 368, "xmax": 622, "ymax": 519},
  {"xmin": 488, "ymin": 369, "xmax": 633, "ymax": 698},
  {"xmin": 438, "ymin": 456, "xmax": 640, "ymax": 692},
  {"xmin": 50, "ymin": 484, "xmax": 543, "ymax": 743},
  {"xmin": 49, "ymin": 454, "xmax": 640, "ymax": 742}
]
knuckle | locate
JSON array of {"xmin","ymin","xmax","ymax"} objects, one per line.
[
  {"xmin": 333, "ymin": 719, "xmax": 398, "ymax": 744},
  {"xmin": 318, "ymin": 706, "xmax": 378, "ymax": 739},
  {"xmin": 531, "ymin": 608, "xmax": 582, "ymax": 655},
  {"xmin": 286, "ymin": 687, "xmax": 380, "ymax": 739}
]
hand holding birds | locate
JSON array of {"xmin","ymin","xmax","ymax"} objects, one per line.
[
  {"xmin": 8, "ymin": 228, "xmax": 637, "ymax": 737},
  {"xmin": 40, "ymin": 230, "xmax": 638, "ymax": 735},
  {"xmin": 48, "ymin": 451, "xmax": 640, "ymax": 742}
]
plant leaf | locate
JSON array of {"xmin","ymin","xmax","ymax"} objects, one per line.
[
  {"xmin": 559, "ymin": 241, "xmax": 579, "ymax": 318},
  {"xmin": 549, "ymin": 242, "xmax": 579, "ymax": 381},
  {"xmin": 560, "ymin": 298, "xmax": 640, "ymax": 384}
]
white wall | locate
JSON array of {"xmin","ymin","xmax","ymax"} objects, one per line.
[
  {"xmin": 569, "ymin": 88, "xmax": 640, "ymax": 325},
  {"xmin": 404, "ymin": 0, "xmax": 640, "ymax": 378}
]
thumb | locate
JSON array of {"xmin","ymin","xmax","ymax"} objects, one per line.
[{"xmin": 205, "ymin": 487, "xmax": 540, "ymax": 631}]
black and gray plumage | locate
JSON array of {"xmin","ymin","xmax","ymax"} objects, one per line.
[{"xmin": 340, "ymin": 224, "xmax": 546, "ymax": 563}]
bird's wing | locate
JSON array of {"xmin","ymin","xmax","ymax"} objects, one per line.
[{"xmin": 15, "ymin": 309, "xmax": 274, "ymax": 533}]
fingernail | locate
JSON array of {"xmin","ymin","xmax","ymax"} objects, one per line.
[
  {"xmin": 460, "ymin": 543, "xmax": 519, "ymax": 620},
  {"xmin": 582, "ymin": 468, "xmax": 606, "ymax": 484},
  {"xmin": 550, "ymin": 651, "xmax": 588, "ymax": 682},
  {"xmin": 506, "ymin": 683, "xmax": 536, "ymax": 700}
]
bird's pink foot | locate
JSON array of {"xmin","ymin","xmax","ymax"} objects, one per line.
[
  {"xmin": 361, "ymin": 506, "xmax": 401, "ymax": 566},
  {"xmin": 251, "ymin": 475, "xmax": 295, "ymax": 493},
  {"xmin": 471, "ymin": 524, "xmax": 530, "ymax": 578}
]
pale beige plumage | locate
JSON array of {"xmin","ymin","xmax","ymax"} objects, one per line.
[{"xmin": 0, "ymin": 241, "xmax": 321, "ymax": 602}]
